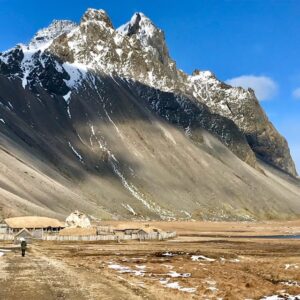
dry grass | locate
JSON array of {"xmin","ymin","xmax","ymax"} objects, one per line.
[{"xmin": 1, "ymin": 220, "xmax": 299, "ymax": 299}]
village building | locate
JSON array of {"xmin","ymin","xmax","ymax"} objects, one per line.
[
  {"xmin": 96, "ymin": 225, "xmax": 114, "ymax": 235},
  {"xmin": 112, "ymin": 224, "xmax": 162, "ymax": 237},
  {"xmin": 4, "ymin": 216, "xmax": 65, "ymax": 235},
  {"xmin": 14, "ymin": 228, "xmax": 33, "ymax": 244},
  {"xmin": 0, "ymin": 213, "xmax": 175, "ymax": 242}
]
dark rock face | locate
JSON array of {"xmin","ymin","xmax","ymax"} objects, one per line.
[
  {"xmin": 0, "ymin": 47, "xmax": 24, "ymax": 76},
  {"xmin": 0, "ymin": 8, "xmax": 299, "ymax": 220},
  {"xmin": 130, "ymin": 80, "xmax": 256, "ymax": 167},
  {"xmin": 124, "ymin": 13, "xmax": 142, "ymax": 36},
  {"xmin": 187, "ymin": 74, "xmax": 297, "ymax": 176}
]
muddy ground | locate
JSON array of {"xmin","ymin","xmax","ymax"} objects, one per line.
[{"xmin": 0, "ymin": 221, "xmax": 300, "ymax": 299}]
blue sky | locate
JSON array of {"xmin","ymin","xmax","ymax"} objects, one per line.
[{"xmin": 0, "ymin": 0, "xmax": 299, "ymax": 172}]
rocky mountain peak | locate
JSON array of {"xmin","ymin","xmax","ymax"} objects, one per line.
[
  {"xmin": 29, "ymin": 19, "xmax": 77, "ymax": 49},
  {"xmin": 190, "ymin": 70, "xmax": 216, "ymax": 81},
  {"xmin": 81, "ymin": 8, "xmax": 114, "ymax": 29},
  {"xmin": 117, "ymin": 12, "xmax": 170, "ymax": 66},
  {"xmin": 192, "ymin": 69, "xmax": 201, "ymax": 76},
  {"xmin": 117, "ymin": 12, "xmax": 155, "ymax": 37}
]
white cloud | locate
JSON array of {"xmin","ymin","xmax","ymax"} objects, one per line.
[
  {"xmin": 226, "ymin": 75, "xmax": 278, "ymax": 101},
  {"xmin": 292, "ymin": 87, "xmax": 300, "ymax": 99}
]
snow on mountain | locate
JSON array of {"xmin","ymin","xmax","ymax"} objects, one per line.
[
  {"xmin": 0, "ymin": 8, "xmax": 296, "ymax": 176},
  {"xmin": 29, "ymin": 20, "xmax": 77, "ymax": 49},
  {"xmin": 0, "ymin": 8, "xmax": 299, "ymax": 220}
]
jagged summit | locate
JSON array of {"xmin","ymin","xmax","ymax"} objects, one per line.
[
  {"xmin": 117, "ymin": 12, "xmax": 157, "ymax": 37},
  {"xmin": 81, "ymin": 8, "xmax": 114, "ymax": 28},
  {"xmin": 29, "ymin": 19, "xmax": 77, "ymax": 49},
  {"xmin": 117, "ymin": 12, "xmax": 170, "ymax": 65}
]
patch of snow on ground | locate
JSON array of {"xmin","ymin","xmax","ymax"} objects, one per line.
[
  {"xmin": 284, "ymin": 263, "xmax": 299, "ymax": 270},
  {"xmin": 261, "ymin": 295, "xmax": 300, "ymax": 300},
  {"xmin": 167, "ymin": 271, "xmax": 191, "ymax": 278},
  {"xmin": 159, "ymin": 278, "xmax": 196, "ymax": 293},
  {"xmin": 203, "ymin": 279, "xmax": 218, "ymax": 293},
  {"xmin": 191, "ymin": 255, "xmax": 215, "ymax": 262},
  {"xmin": 108, "ymin": 263, "xmax": 146, "ymax": 276},
  {"xmin": 135, "ymin": 265, "xmax": 146, "ymax": 270},
  {"xmin": 0, "ymin": 119, "xmax": 5, "ymax": 124},
  {"xmin": 280, "ymin": 280, "xmax": 300, "ymax": 287},
  {"xmin": 162, "ymin": 252, "xmax": 175, "ymax": 257}
]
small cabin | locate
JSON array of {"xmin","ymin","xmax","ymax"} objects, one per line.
[
  {"xmin": 14, "ymin": 228, "xmax": 33, "ymax": 244},
  {"xmin": 114, "ymin": 228, "xmax": 141, "ymax": 236},
  {"xmin": 112, "ymin": 224, "xmax": 163, "ymax": 237}
]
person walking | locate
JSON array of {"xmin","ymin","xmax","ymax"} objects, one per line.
[{"xmin": 20, "ymin": 238, "xmax": 27, "ymax": 257}]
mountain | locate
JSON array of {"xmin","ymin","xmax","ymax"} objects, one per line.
[{"xmin": 0, "ymin": 8, "xmax": 299, "ymax": 221}]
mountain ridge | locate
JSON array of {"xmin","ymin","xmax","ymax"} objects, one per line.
[{"xmin": 0, "ymin": 8, "xmax": 299, "ymax": 220}]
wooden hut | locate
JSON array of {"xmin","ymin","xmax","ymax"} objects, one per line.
[
  {"xmin": 14, "ymin": 228, "xmax": 33, "ymax": 244},
  {"xmin": 113, "ymin": 224, "xmax": 141, "ymax": 236}
]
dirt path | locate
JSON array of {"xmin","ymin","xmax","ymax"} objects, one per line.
[
  {"xmin": 0, "ymin": 245, "xmax": 154, "ymax": 300},
  {"xmin": 0, "ymin": 246, "xmax": 88, "ymax": 300}
]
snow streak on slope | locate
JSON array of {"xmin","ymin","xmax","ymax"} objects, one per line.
[
  {"xmin": 83, "ymin": 77, "xmax": 175, "ymax": 219},
  {"xmin": 68, "ymin": 142, "xmax": 84, "ymax": 163}
]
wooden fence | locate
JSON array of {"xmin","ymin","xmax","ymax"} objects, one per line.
[
  {"xmin": 43, "ymin": 231, "xmax": 176, "ymax": 242},
  {"xmin": 0, "ymin": 234, "xmax": 14, "ymax": 241},
  {"xmin": 0, "ymin": 231, "xmax": 176, "ymax": 242}
]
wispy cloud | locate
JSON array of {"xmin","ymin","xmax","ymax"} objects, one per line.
[
  {"xmin": 226, "ymin": 75, "xmax": 278, "ymax": 101},
  {"xmin": 292, "ymin": 87, "xmax": 300, "ymax": 99}
]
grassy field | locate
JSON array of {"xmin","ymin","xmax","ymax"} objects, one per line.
[{"xmin": 0, "ymin": 220, "xmax": 299, "ymax": 299}]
